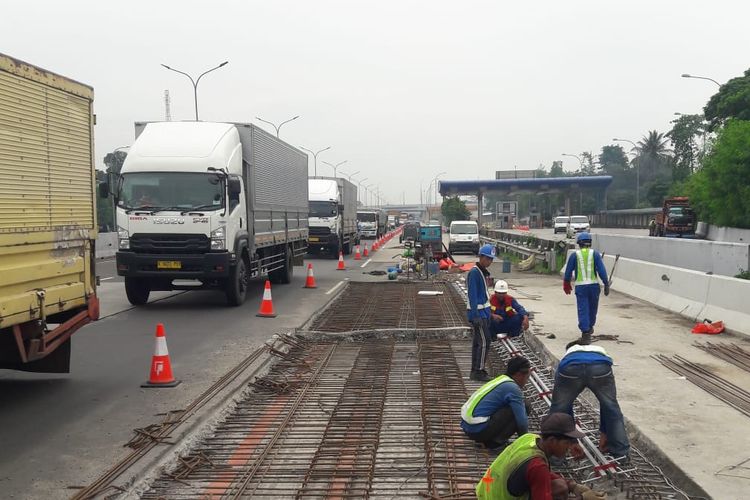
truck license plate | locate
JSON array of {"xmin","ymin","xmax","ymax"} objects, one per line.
[
  {"xmin": 157, "ymin": 260, "xmax": 182, "ymax": 270},
  {"xmin": 308, "ymin": 237, "xmax": 319, "ymax": 242}
]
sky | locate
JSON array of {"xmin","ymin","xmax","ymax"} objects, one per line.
[{"xmin": 3, "ymin": 0, "xmax": 749, "ymax": 204}]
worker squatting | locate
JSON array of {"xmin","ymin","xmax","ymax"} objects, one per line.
[{"xmin": 465, "ymin": 237, "xmax": 622, "ymax": 499}]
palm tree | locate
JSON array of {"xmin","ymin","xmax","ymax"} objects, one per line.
[{"xmin": 635, "ymin": 130, "xmax": 672, "ymax": 183}]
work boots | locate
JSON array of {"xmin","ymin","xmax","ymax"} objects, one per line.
[
  {"xmin": 470, "ymin": 370, "xmax": 491, "ymax": 382},
  {"xmin": 579, "ymin": 330, "xmax": 592, "ymax": 345}
]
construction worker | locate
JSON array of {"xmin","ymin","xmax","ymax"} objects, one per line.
[
  {"xmin": 489, "ymin": 280, "xmax": 530, "ymax": 340},
  {"xmin": 477, "ymin": 413, "xmax": 606, "ymax": 499},
  {"xmin": 562, "ymin": 232, "xmax": 609, "ymax": 345},
  {"xmin": 549, "ymin": 341, "xmax": 630, "ymax": 460},
  {"xmin": 648, "ymin": 218, "xmax": 656, "ymax": 236},
  {"xmin": 461, "ymin": 357, "xmax": 532, "ymax": 449},
  {"xmin": 467, "ymin": 243, "xmax": 497, "ymax": 382}
]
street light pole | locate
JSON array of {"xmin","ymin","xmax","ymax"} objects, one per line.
[
  {"xmin": 322, "ymin": 160, "xmax": 347, "ymax": 177},
  {"xmin": 561, "ymin": 153, "xmax": 583, "ymax": 169},
  {"xmin": 161, "ymin": 61, "xmax": 229, "ymax": 121},
  {"xmin": 255, "ymin": 115, "xmax": 299, "ymax": 138},
  {"xmin": 681, "ymin": 73, "xmax": 721, "ymax": 87},
  {"xmin": 300, "ymin": 146, "xmax": 331, "ymax": 176},
  {"xmin": 356, "ymin": 177, "xmax": 368, "ymax": 205},
  {"xmin": 339, "ymin": 170, "xmax": 360, "ymax": 182}
]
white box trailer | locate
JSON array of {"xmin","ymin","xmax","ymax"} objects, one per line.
[
  {"xmin": 308, "ymin": 177, "xmax": 359, "ymax": 254},
  {"xmin": 109, "ymin": 121, "xmax": 308, "ymax": 306}
]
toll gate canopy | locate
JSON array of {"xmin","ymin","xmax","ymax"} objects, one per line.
[{"xmin": 439, "ymin": 176, "xmax": 613, "ymax": 225}]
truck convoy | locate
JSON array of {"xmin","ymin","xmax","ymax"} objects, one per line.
[
  {"xmin": 0, "ymin": 53, "xmax": 99, "ymax": 372},
  {"xmin": 356, "ymin": 209, "xmax": 386, "ymax": 239},
  {"xmin": 106, "ymin": 122, "xmax": 308, "ymax": 306},
  {"xmin": 654, "ymin": 197, "xmax": 696, "ymax": 237},
  {"xmin": 307, "ymin": 177, "xmax": 359, "ymax": 255}
]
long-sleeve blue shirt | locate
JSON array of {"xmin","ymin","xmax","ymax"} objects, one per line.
[
  {"xmin": 564, "ymin": 249, "xmax": 609, "ymax": 285},
  {"xmin": 467, "ymin": 264, "xmax": 491, "ymax": 321},
  {"xmin": 491, "ymin": 295, "xmax": 528, "ymax": 319},
  {"xmin": 460, "ymin": 379, "xmax": 528, "ymax": 434}
]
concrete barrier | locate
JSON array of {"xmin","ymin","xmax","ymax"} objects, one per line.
[
  {"xmin": 591, "ymin": 233, "xmax": 749, "ymax": 277},
  {"xmin": 601, "ymin": 254, "xmax": 750, "ymax": 338},
  {"xmin": 96, "ymin": 232, "xmax": 118, "ymax": 259},
  {"xmin": 706, "ymin": 224, "xmax": 750, "ymax": 244}
]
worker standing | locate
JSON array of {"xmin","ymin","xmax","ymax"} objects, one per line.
[
  {"xmin": 461, "ymin": 357, "xmax": 532, "ymax": 449},
  {"xmin": 562, "ymin": 232, "xmax": 609, "ymax": 345},
  {"xmin": 476, "ymin": 413, "xmax": 606, "ymax": 499},
  {"xmin": 467, "ymin": 244, "xmax": 497, "ymax": 382},
  {"xmin": 549, "ymin": 342, "xmax": 630, "ymax": 460},
  {"xmin": 489, "ymin": 280, "xmax": 530, "ymax": 340},
  {"xmin": 648, "ymin": 218, "xmax": 656, "ymax": 236}
]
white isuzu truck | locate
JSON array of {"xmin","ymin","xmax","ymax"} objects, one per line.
[
  {"xmin": 307, "ymin": 177, "xmax": 358, "ymax": 255},
  {"xmin": 106, "ymin": 121, "xmax": 308, "ymax": 306}
]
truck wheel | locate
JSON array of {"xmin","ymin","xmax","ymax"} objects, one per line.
[
  {"xmin": 226, "ymin": 257, "xmax": 248, "ymax": 306},
  {"xmin": 269, "ymin": 247, "xmax": 293, "ymax": 284},
  {"xmin": 342, "ymin": 237, "xmax": 351, "ymax": 255},
  {"xmin": 125, "ymin": 277, "xmax": 150, "ymax": 305}
]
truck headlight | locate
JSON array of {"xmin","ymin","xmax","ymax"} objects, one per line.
[
  {"xmin": 118, "ymin": 227, "xmax": 130, "ymax": 250},
  {"xmin": 210, "ymin": 226, "xmax": 226, "ymax": 250}
]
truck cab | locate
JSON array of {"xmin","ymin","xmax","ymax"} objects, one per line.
[{"xmin": 307, "ymin": 177, "xmax": 358, "ymax": 255}]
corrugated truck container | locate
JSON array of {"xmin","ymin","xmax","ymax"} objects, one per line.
[{"xmin": 0, "ymin": 53, "xmax": 98, "ymax": 373}]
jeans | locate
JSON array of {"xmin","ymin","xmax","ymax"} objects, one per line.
[
  {"xmin": 471, "ymin": 317, "xmax": 492, "ymax": 372},
  {"xmin": 490, "ymin": 315, "xmax": 524, "ymax": 337},
  {"xmin": 549, "ymin": 362, "xmax": 630, "ymax": 457},
  {"xmin": 465, "ymin": 406, "xmax": 519, "ymax": 447},
  {"xmin": 575, "ymin": 284, "xmax": 600, "ymax": 333}
]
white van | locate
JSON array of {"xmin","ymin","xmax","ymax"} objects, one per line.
[{"xmin": 449, "ymin": 220, "xmax": 480, "ymax": 254}]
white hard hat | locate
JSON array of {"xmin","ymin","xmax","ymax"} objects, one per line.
[{"xmin": 494, "ymin": 280, "xmax": 509, "ymax": 293}]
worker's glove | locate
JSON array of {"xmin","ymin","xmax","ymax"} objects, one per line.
[
  {"xmin": 563, "ymin": 281, "xmax": 572, "ymax": 295},
  {"xmin": 573, "ymin": 484, "xmax": 591, "ymax": 495},
  {"xmin": 603, "ymin": 283, "xmax": 610, "ymax": 296},
  {"xmin": 581, "ymin": 490, "xmax": 607, "ymax": 500},
  {"xmin": 521, "ymin": 316, "xmax": 529, "ymax": 331}
]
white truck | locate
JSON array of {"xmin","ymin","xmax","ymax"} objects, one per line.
[
  {"xmin": 105, "ymin": 122, "xmax": 308, "ymax": 306},
  {"xmin": 307, "ymin": 177, "xmax": 359, "ymax": 255},
  {"xmin": 357, "ymin": 209, "xmax": 386, "ymax": 239}
]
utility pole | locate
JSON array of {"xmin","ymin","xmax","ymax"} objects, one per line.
[{"xmin": 164, "ymin": 90, "xmax": 171, "ymax": 121}]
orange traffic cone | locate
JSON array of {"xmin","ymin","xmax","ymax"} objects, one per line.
[
  {"xmin": 142, "ymin": 323, "xmax": 180, "ymax": 388},
  {"xmin": 256, "ymin": 280, "xmax": 277, "ymax": 317},
  {"xmin": 303, "ymin": 263, "xmax": 317, "ymax": 288},
  {"xmin": 337, "ymin": 251, "xmax": 346, "ymax": 270},
  {"xmin": 363, "ymin": 243, "xmax": 369, "ymax": 257},
  {"xmin": 371, "ymin": 240, "xmax": 378, "ymax": 252},
  {"xmin": 354, "ymin": 245, "xmax": 362, "ymax": 260}
]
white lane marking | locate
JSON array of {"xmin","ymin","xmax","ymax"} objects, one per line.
[
  {"xmin": 100, "ymin": 277, "xmax": 114, "ymax": 281},
  {"xmin": 360, "ymin": 258, "xmax": 372, "ymax": 268},
  {"xmin": 326, "ymin": 280, "xmax": 346, "ymax": 295}
]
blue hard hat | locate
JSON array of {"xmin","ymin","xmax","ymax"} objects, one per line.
[
  {"xmin": 478, "ymin": 244, "xmax": 496, "ymax": 259},
  {"xmin": 576, "ymin": 232, "xmax": 592, "ymax": 244}
]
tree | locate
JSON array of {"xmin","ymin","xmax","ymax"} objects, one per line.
[
  {"xmin": 635, "ymin": 130, "xmax": 672, "ymax": 184},
  {"xmin": 441, "ymin": 196, "xmax": 471, "ymax": 225},
  {"xmin": 598, "ymin": 145, "xmax": 636, "ymax": 209},
  {"xmin": 598, "ymin": 145, "xmax": 629, "ymax": 175},
  {"xmin": 580, "ymin": 152, "xmax": 597, "ymax": 175},
  {"xmin": 549, "ymin": 160, "xmax": 565, "ymax": 178},
  {"xmin": 667, "ymin": 114, "xmax": 707, "ymax": 181},
  {"xmin": 687, "ymin": 120, "xmax": 750, "ymax": 228},
  {"xmin": 103, "ymin": 149, "xmax": 128, "ymax": 175},
  {"xmin": 704, "ymin": 68, "xmax": 750, "ymax": 131},
  {"xmin": 95, "ymin": 169, "xmax": 114, "ymax": 231}
]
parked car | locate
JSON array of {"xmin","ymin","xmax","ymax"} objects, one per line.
[{"xmin": 553, "ymin": 216, "xmax": 570, "ymax": 234}]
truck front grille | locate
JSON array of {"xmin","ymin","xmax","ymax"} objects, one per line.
[
  {"xmin": 309, "ymin": 227, "xmax": 332, "ymax": 236},
  {"xmin": 130, "ymin": 234, "xmax": 210, "ymax": 254}
]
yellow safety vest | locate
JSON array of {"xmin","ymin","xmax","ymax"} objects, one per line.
[
  {"xmin": 575, "ymin": 249, "xmax": 597, "ymax": 285},
  {"xmin": 476, "ymin": 433, "xmax": 546, "ymax": 499},
  {"xmin": 461, "ymin": 375, "xmax": 513, "ymax": 425}
]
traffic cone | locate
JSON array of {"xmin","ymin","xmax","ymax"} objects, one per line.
[
  {"xmin": 336, "ymin": 251, "xmax": 346, "ymax": 270},
  {"xmin": 256, "ymin": 280, "xmax": 277, "ymax": 318},
  {"xmin": 363, "ymin": 243, "xmax": 369, "ymax": 257},
  {"xmin": 142, "ymin": 323, "xmax": 180, "ymax": 388},
  {"xmin": 371, "ymin": 240, "xmax": 378, "ymax": 252},
  {"xmin": 303, "ymin": 263, "xmax": 317, "ymax": 288},
  {"xmin": 354, "ymin": 245, "xmax": 362, "ymax": 260}
]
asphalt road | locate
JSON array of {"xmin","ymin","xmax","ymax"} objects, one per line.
[{"xmin": 0, "ymin": 239, "xmax": 391, "ymax": 499}]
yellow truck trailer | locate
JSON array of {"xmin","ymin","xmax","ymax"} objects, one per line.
[{"xmin": 0, "ymin": 53, "xmax": 98, "ymax": 372}]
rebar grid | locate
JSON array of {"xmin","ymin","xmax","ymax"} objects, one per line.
[{"xmin": 310, "ymin": 282, "xmax": 468, "ymax": 332}]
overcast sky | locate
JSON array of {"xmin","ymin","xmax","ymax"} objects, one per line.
[{"xmin": 4, "ymin": 1, "xmax": 749, "ymax": 204}]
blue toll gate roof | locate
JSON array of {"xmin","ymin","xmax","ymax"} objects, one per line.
[{"xmin": 439, "ymin": 176, "xmax": 613, "ymax": 196}]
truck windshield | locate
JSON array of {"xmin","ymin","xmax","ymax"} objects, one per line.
[
  {"xmin": 310, "ymin": 200, "xmax": 337, "ymax": 217},
  {"xmin": 451, "ymin": 223, "xmax": 477, "ymax": 234},
  {"xmin": 358, "ymin": 213, "xmax": 376, "ymax": 222},
  {"xmin": 118, "ymin": 172, "xmax": 224, "ymax": 211}
]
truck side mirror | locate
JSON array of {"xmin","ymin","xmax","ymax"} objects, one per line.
[
  {"xmin": 338, "ymin": 204, "xmax": 344, "ymax": 212},
  {"xmin": 99, "ymin": 181, "xmax": 110, "ymax": 198},
  {"xmin": 228, "ymin": 177, "xmax": 242, "ymax": 201}
]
